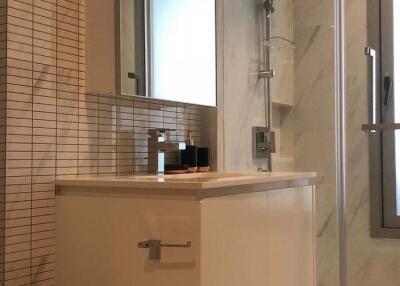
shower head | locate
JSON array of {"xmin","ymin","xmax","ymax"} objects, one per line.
[{"xmin": 263, "ymin": 0, "xmax": 275, "ymax": 15}]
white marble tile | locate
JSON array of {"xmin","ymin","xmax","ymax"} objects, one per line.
[
  {"xmin": 293, "ymin": 0, "xmax": 334, "ymax": 28},
  {"xmin": 271, "ymin": 49, "xmax": 294, "ymax": 106},
  {"xmin": 222, "ymin": 0, "xmax": 268, "ymax": 171},
  {"xmin": 293, "ymin": 4, "xmax": 338, "ymax": 286},
  {"xmin": 294, "ymin": 25, "xmax": 335, "ymax": 133},
  {"xmin": 271, "ymin": 0, "xmax": 294, "ymax": 41},
  {"xmin": 222, "ymin": 0, "xmax": 295, "ymax": 172}
]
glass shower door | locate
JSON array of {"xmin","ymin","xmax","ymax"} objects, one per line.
[{"xmin": 344, "ymin": 0, "xmax": 400, "ymax": 285}]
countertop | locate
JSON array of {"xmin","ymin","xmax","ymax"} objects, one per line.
[{"xmin": 56, "ymin": 172, "xmax": 316, "ymax": 198}]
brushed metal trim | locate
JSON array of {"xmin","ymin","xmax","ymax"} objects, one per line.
[
  {"xmin": 335, "ymin": 0, "xmax": 347, "ymax": 285},
  {"xmin": 138, "ymin": 239, "xmax": 192, "ymax": 260},
  {"xmin": 362, "ymin": 123, "xmax": 400, "ymax": 131}
]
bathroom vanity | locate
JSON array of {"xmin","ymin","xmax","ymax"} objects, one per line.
[{"xmin": 55, "ymin": 172, "xmax": 316, "ymax": 286}]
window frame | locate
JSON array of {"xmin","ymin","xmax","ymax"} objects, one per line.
[{"xmin": 368, "ymin": 0, "xmax": 400, "ymax": 238}]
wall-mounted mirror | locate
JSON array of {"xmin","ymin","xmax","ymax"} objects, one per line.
[{"xmin": 117, "ymin": 0, "xmax": 216, "ymax": 106}]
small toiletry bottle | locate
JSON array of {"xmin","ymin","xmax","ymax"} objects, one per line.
[
  {"xmin": 181, "ymin": 131, "xmax": 198, "ymax": 173},
  {"xmin": 197, "ymin": 147, "xmax": 210, "ymax": 172}
]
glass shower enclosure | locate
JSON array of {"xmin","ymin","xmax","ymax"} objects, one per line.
[{"xmin": 337, "ymin": 0, "xmax": 400, "ymax": 285}]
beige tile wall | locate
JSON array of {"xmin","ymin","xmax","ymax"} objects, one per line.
[
  {"xmin": 2, "ymin": 0, "xmax": 206, "ymax": 285},
  {"xmin": 4, "ymin": 1, "xmax": 84, "ymax": 284}
]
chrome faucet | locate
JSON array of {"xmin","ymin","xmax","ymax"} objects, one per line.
[{"xmin": 148, "ymin": 128, "xmax": 186, "ymax": 174}]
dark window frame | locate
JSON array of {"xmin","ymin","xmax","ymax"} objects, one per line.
[{"xmin": 368, "ymin": 0, "xmax": 400, "ymax": 238}]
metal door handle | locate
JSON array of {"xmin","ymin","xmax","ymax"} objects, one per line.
[
  {"xmin": 362, "ymin": 48, "xmax": 400, "ymax": 133},
  {"xmin": 364, "ymin": 47, "xmax": 378, "ymax": 133},
  {"xmin": 138, "ymin": 239, "xmax": 192, "ymax": 260}
]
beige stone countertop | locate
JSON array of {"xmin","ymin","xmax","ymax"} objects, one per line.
[{"xmin": 56, "ymin": 172, "xmax": 316, "ymax": 196}]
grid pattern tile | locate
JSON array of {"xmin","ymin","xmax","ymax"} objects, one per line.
[
  {"xmin": 1, "ymin": 0, "xmax": 207, "ymax": 285},
  {"xmin": 77, "ymin": 93, "xmax": 203, "ymax": 176}
]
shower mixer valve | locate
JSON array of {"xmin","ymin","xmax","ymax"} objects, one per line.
[{"xmin": 252, "ymin": 127, "xmax": 276, "ymax": 159}]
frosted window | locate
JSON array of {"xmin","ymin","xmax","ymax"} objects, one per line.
[{"xmin": 150, "ymin": 0, "xmax": 216, "ymax": 106}]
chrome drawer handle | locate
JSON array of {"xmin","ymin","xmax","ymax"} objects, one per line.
[{"xmin": 138, "ymin": 239, "xmax": 192, "ymax": 260}]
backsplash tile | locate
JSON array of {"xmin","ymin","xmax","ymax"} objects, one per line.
[
  {"xmin": 76, "ymin": 92, "xmax": 204, "ymax": 176},
  {"xmin": 1, "ymin": 0, "xmax": 211, "ymax": 284}
]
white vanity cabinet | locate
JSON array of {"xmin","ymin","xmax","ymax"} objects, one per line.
[
  {"xmin": 202, "ymin": 187, "xmax": 315, "ymax": 286},
  {"xmin": 55, "ymin": 173, "xmax": 315, "ymax": 286},
  {"xmin": 57, "ymin": 194, "xmax": 202, "ymax": 286}
]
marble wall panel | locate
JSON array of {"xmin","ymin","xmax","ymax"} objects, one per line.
[
  {"xmin": 222, "ymin": 0, "xmax": 294, "ymax": 171},
  {"xmin": 293, "ymin": 1, "xmax": 338, "ymax": 286},
  {"xmin": 294, "ymin": 0, "xmax": 334, "ymax": 28},
  {"xmin": 270, "ymin": 0, "xmax": 295, "ymax": 108},
  {"xmin": 222, "ymin": 0, "xmax": 267, "ymax": 171}
]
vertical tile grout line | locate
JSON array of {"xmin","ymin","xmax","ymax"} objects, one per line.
[
  {"xmin": 30, "ymin": 0, "xmax": 34, "ymax": 282},
  {"xmin": 147, "ymin": 98, "xmax": 150, "ymax": 173},
  {"xmin": 133, "ymin": 97, "xmax": 135, "ymax": 174},
  {"xmin": 55, "ymin": 1, "xmax": 59, "ymax": 282},
  {"xmin": 175, "ymin": 102, "xmax": 178, "ymax": 163},
  {"xmin": 78, "ymin": 0, "xmax": 82, "ymax": 177},
  {"xmin": 79, "ymin": 1, "xmax": 82, "ymax": 176},
  {"xmin": 117, "ymin": 96, "xmax": 119, "ymax": 174},
  {"xmin": 55, "ymin": 0, "xmax": 58, "ymax": 197},
  {"xmin": 131, "ymin": 97, "xmax": 133, "ymax": 174},
  {"xmin": 97, "ymin": 92, "xmax": 99, "ymax": 175},
  {"xmin": 3, "ymin": 0, "xmax": 7, "ymax": 282},
  {"xmin": 175, "ymin": 103, "xmax": 177, "ymax": 139},
  {"xmin": 162, "ymin": 101, "xmax": 165, "ymax": 169},
  {"xmin": 98, "ymin": 93, "xmax": 101, "ymax": 176},
  {"xmin": 116, "ymin": 95, "xmax": 118, "ymax": 175}
]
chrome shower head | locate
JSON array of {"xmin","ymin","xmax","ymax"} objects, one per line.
[{"xmin": 263, "ymin": 0, "xmax": 275, "ymax": 15}]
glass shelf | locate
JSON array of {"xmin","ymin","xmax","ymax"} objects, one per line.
[{"xmin": 263, "ymin": 36, "xmax": 296, "ymax": 52}]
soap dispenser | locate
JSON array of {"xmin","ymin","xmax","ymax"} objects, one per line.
[{"xmin": 181, "ymin": 131, "xmax": 198, "ymax": 173}]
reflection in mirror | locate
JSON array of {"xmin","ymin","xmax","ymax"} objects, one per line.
[
  {"xmin": 149, "ymin": 0, "xmax": 216, "ymax": 106},
  {"xmin": 119, "ymin": 0, "xmax": 216, "ymax": 106},
  {"xmin": 119, "ymin": 0, "xmax": 146, "ymax": 96}
]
